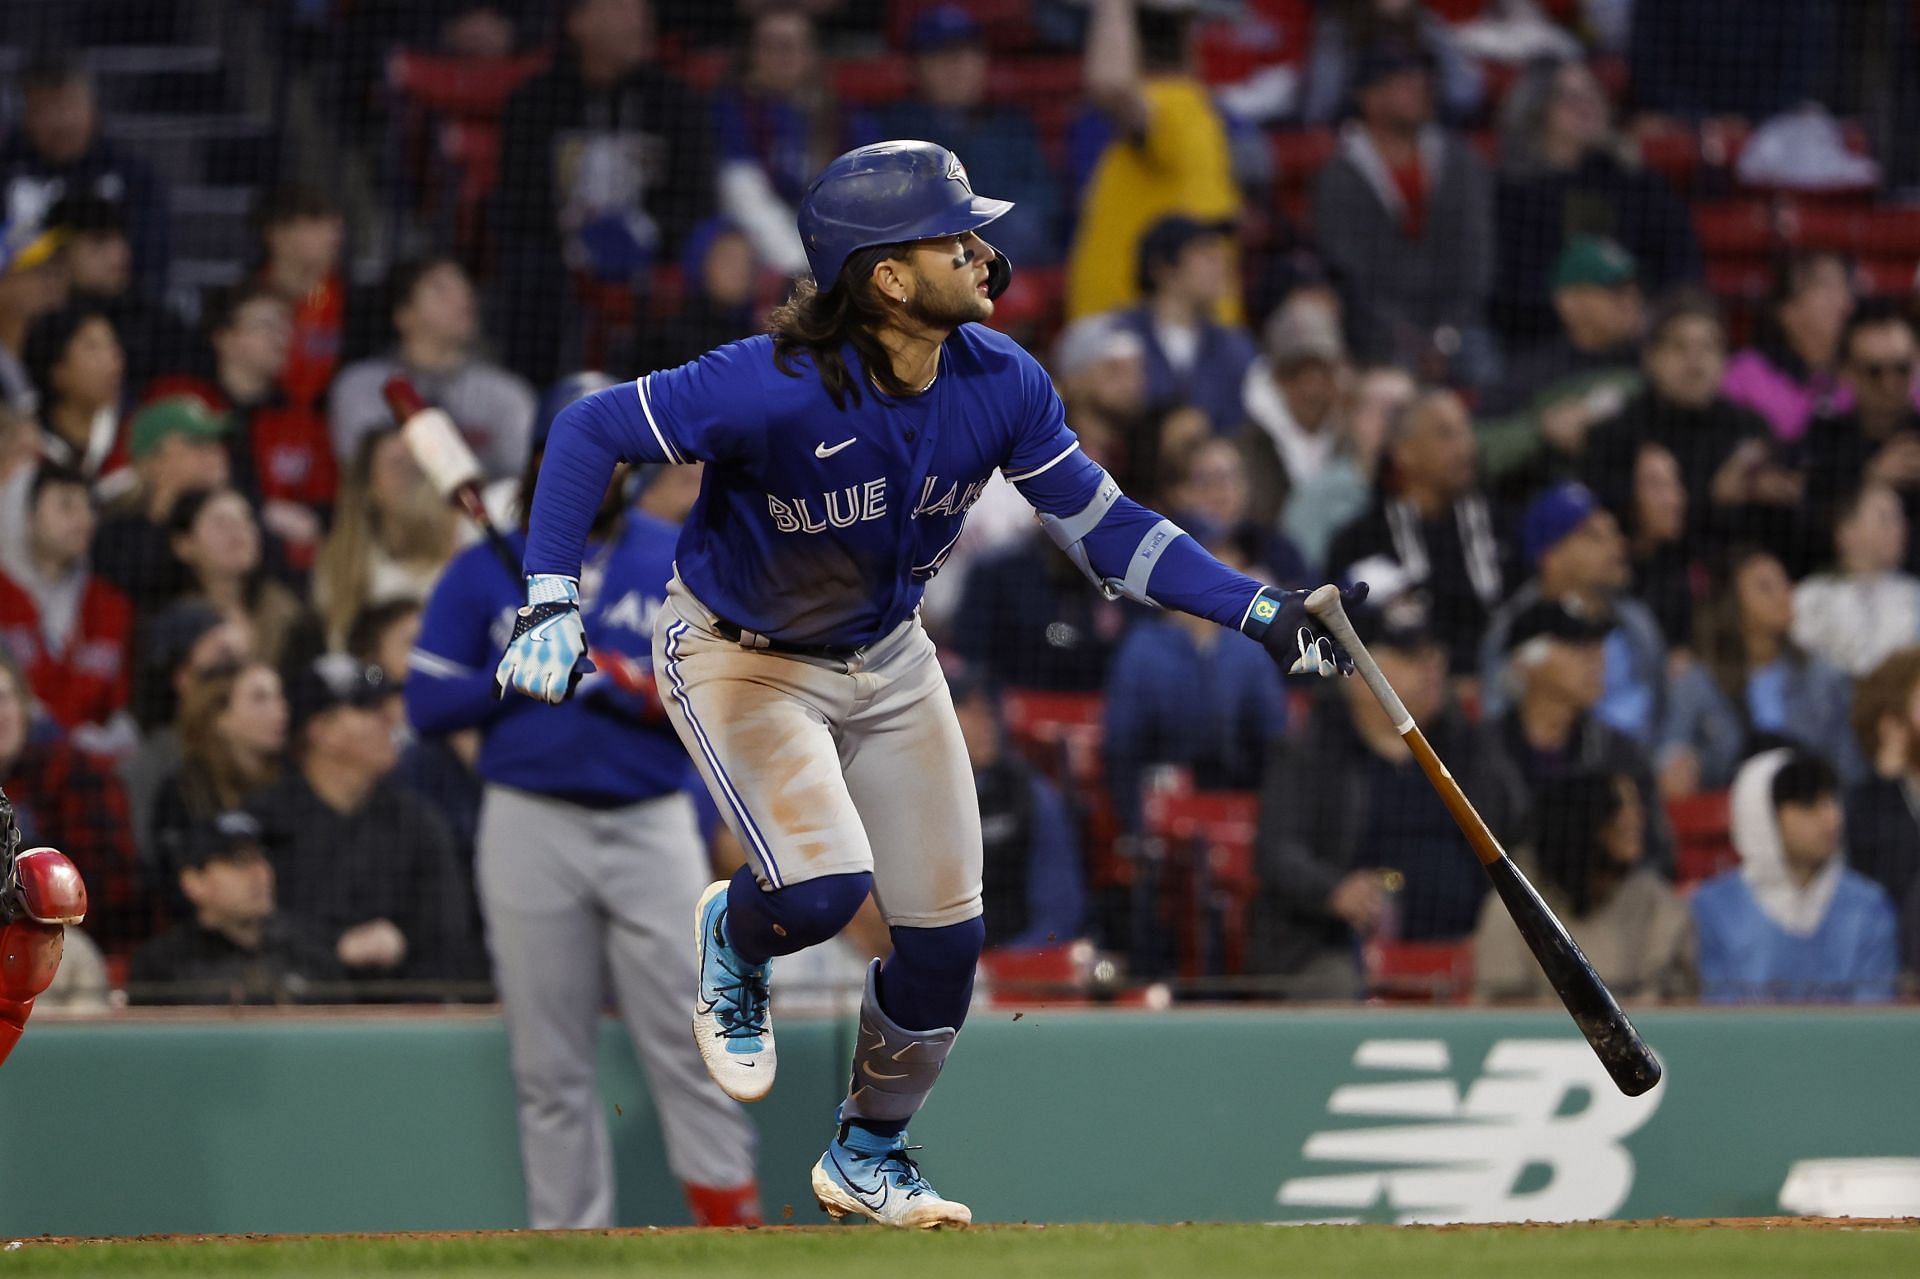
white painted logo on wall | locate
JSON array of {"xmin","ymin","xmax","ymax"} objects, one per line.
[{"xmin": 1276, "ymin": 1039, "xmax": 1665, "ymax": 1224}]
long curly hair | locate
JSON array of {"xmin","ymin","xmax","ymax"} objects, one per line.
[{"xmin": 767, "ymin": 250, "xmax": 918, "ymax": 410}]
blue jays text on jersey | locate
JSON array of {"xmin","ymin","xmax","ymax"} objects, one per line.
[{"xmin": 523, "ymin": 324, "xmax": 1268, "ymax": 649}]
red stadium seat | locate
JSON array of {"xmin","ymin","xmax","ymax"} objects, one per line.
[
  {"xmin": 1705, "ymin": 258, "xmax": 1772, "ymax": 302},
  {"xmin": 1000, "ymin": 688, "xmax": 1105, "ymax": 787},
  {"xmin": 1363, "ymin": 938, "xmax": 1475, "ymax": 1003},
  {"xmin": 998, "ymin": 688, "xmax": 1123, "ymax": 889},
  {"xmin": 834, "ymin": 55, "xmax": 914, "ymax": 107},
  {"xmin": 1856, "ymin": 256, "xmax": 1918, "ymax": 297},
  {"xmin": 1694, "ymin": 199, "xmax": 1778, "ymax": 258},
  {"xmin": 988, "ymin": 56, "xmax": 1081, "ymax": 107},
  {"xmin": 1637, "ymin": 124, "xmax": 1701, "ymax": 192},
  {"xmin": 1787, "ymin": 205, "xmax": 1920, "ymax": 258},
  {"xmin": 1668, "ymin": 790, "xmax": 1736, "ymax": 885},
  {"xmin": 1141, "ymin": 787, "xmax": 1261, "ymax": 976}
]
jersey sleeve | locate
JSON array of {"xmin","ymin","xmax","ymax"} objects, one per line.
[
  {"xmin": 524, "ymin": 342, "xmax": 767, "ymax": 578},
  {"xmin": 405, "ymin": 546, "xmax": 512, "ymax": 736},
  {"xmin": 1005, "ymin": 355, "xmax": 1266, "ymax": 632}
]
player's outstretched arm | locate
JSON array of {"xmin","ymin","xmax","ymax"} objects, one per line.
[
  {"xmin": 1001, "ymin": 349, "xmax": 1359, "ymax": 676},
  {"xmin": 1010, "ymin": 447, "xmax": 1362, "ymax": 677}
]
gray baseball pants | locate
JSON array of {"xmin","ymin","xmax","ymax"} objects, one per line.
[
  {"xmin": 476, "ymin": 784, "xmax": 758, "ymax": 1229},
  {"xmin": 653, "ymin": 574, "xmax": 984, "ymax": 928}
]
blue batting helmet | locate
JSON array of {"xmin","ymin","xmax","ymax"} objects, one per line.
[{"xmin": 797, "ymin": 140, "xmax": 1014, "ymax": 298}]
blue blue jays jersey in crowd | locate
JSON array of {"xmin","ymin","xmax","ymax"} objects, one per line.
[
  {"xmin": 407, "ymin": 515, "xmax": 692, "ymax": 803},
  {"xmin": 525, "ymin": 324, "xmax": 1265, "ymax": 648}
]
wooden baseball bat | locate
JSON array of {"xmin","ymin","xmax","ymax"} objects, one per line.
[
  {"xmin": 1305, "ymin": 584, "xmax": 1663, "ymax": 1098},
  {"xmin": 382, "ymin": 375, "xmax": 523, "ymax": 580}
]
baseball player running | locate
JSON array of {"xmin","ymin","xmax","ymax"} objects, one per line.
[
  {"xmin": 410, "ymin": 377, "xmax": 759, "ymax": 1228},
  {"xmin": 497, "ymin": 141, "xmax": 1363, "ymax": 1228}
]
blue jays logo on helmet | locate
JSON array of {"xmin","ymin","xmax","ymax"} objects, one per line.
[{"xmin": 797, "ymin": 140, "xmax": 1014, "ymax": 298}]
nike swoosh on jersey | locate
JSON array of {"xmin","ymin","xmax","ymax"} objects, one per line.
[{"xmin": 814, "ymin": 438, "xmax": 857, "ymax": 458}]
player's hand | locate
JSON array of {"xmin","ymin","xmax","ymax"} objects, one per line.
[
  {"xmin": 1246, "ymin": 583, "xmax": 1369, "ymax": 678},
  {"xmin": 1328, "ymin": 871, "xmax": 1387, "ymax": 932},
  {"xmin": 495, "ymin": 574, "xmax": 595, "ymax": 704},
  {"xmin": 337, "ymin": 918, "xmax": 407, "ymax": 970}
]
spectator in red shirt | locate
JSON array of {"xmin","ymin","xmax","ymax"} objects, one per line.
[
  {"xmin": 0, "ymin": 648, "xmax": 149, "ymax": 955},
  {"xmin": 147, "ymin": 284, "xmax": 337, "ymax": 568},
  {"xmin": 0, "ymin": 463, "xmax": 134, "ymax": 756},
  {"xmin": 252, "ymin": 186, "xmax": 346, "ymax": 412}
]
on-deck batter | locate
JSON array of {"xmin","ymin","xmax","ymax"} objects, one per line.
[{"xmin": 497, "ymin": 140, "xmax": 1364, "ymax": 1228}]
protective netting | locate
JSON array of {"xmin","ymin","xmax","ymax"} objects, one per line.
[{"xmin": 1, "ymin": 0, "xmax": 1917, "ymax": 1006}]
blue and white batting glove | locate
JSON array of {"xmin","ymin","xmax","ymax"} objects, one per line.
[
  {"xmin": 495, "ymin": 574, "xmax": 595, "ymax": 704},
  {"xmin": 1243, "ymin": 582, "xmax": 1370, "ymax": 678}
]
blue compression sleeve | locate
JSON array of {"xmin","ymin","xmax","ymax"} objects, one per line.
[
  {"xmin": 1078, "ymin": 495, "xmax": 1266, "ymax": 630},
  {"xmin": 522, "ymin": 387, "xmax": 663, "ymax": 579}
]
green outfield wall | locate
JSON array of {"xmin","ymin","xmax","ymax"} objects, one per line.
[{"xmin": 2, "ymin": 1008, "xmax": 1916, "ymax": 1235}]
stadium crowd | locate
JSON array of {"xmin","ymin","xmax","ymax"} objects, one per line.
[{"xmin": 4, "ymin": 0, "xmax": 1920, "ymax": 1007}]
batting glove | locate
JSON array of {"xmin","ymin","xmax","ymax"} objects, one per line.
[
  {"xmin": 1244, "ymin": 582, "xmax": 1370, "ymax": 678},
  {"xmin": 495, "ymin": 574, "xmax": 595, "ymax": 704}
]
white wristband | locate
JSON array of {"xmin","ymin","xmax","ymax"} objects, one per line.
[{"xmin": 526, "ymin": 574, "xmax": 579, "ymax": 606}]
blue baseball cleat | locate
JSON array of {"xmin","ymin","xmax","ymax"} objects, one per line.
[
  {"xmin": 693, "ymin": 881, "xmax": 774, "ymax": 1102},
  {"xmin": 811, "ymin": 1127, "xmax": 973, "ymax": 1229}
]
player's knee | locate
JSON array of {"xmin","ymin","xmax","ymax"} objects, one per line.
[
  {"xmin": 888, "ymin": 916, "xmax": 986, "ymax": 980},
  {"xmin": 731, "ymin": 869, "xmax": 871, "ymax": 951}
]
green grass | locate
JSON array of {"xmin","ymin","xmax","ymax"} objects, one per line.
[{"xmin": 5, "ymin": 1222, "xmax": 1919, "ymax": 1279}]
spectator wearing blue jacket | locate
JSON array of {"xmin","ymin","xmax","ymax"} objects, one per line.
[
  {"xmin": 949, "ymin": 669, "xmax": 1086, "ymax": 951},
  {"xmin": 1101, "ymin": 530, "xmax": 1287, "ymax": 838},
  {"xmin": 1112, "ymin": 216, "xmax": 1258, "ymax": 435},
  {"xmin": 405, "ymin": 375, "xmax": 759, "ymax": 1230},
  {"xmin": 865, "ymin": 7, "xmax": 1064, "ymax": 269},
  {"xmin": 1692, "ymin": 749, "xmax": 1898, "ymax": 1004}
]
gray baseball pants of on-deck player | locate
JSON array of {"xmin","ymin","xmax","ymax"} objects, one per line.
[
  {"xmin": 653, "ymin": 573, "xmax": 984, "ymax": 927},
  {"xmin": 476, "ymin": 784, "xmax": 758, "ymax": 1229}
]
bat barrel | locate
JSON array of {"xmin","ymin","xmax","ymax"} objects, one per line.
[{"xmin": 1486, "ymin": 857, "xmax": 1663, "ymax": 1097}]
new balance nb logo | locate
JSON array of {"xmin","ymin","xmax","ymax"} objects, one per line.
[{"xmin": 1275, "ymin": 1039, "xmax": 1664, "ymax": 1225}]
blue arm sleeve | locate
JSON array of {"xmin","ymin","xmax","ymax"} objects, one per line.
[
  {"xmin": 524, "ymin": 343, "xmax": 766, "ymax": 578},
  {"xmin": 1005, "ymin": 351, "xmax": 1265, "ymax": 631},
  {"xmin": 1007, "ymin": 774, "xmax": 1088, "ymax": 949},
  {"xmin": 406, "ymin": 551, "xmax": 513, "ymax": 736}
]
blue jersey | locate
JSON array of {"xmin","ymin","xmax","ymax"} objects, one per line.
[
  {"xmin": 525, "ymin": 324, "xmax": 1266, "ymax": 648},
  {"xmin": 407, "ymin": 516, "xmax": 692, "ymax": 803}
]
